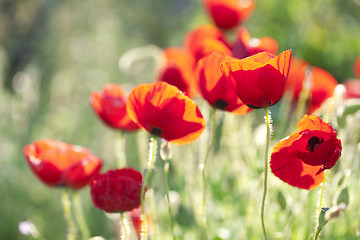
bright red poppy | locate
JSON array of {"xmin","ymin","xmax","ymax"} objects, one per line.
[
  {"xmin": 286, "ymin": 57, "xmax": 338, "ymax": 113},
  {"xmin": 354, "ymin": 56, "xmax": 360, "ymax": 79},
  {"xmin": 157, "ymin": 48, "xmax": 196, "ymax": 98},
  {"xmin": 23, "ymin": 140, "xmax": 102, "ymax": 189},
  {"xmin": 196, "ymin": 52, "xmax": 252, "ymax": 114},
  {"xmin": 203, "ymin": 0, "xmax": 256, "ymax": 29},
  {"xmin": 184, "ymin": 25, "xmax": 232, "ymax": 61},
  {"xmin": 90, "ymin": 168, "xmax": 143, "ymax": 213},
  {"xmin": 220, "ymin": 50, "xmax": 292, "ymax": 109},
  {"xmin": 90, "ymin": 83, "xmax": 139, "ymax": 131},
  {"xmin": 232, "ymin": 27, "xmax": 278, "ymax": 59},
  {"xmin": 270, "ymin": 115, "xmax": 342, "ymax": 190},
  {"xmin": 126, "ymin": 82, "xmax": 205, "ymax": 145}
]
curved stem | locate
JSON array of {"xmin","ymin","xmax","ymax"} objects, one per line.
[
  {"xmin": 261, "ymin": 107, "xmax": 271, "ymax": 240},
  {"xmin": 314, "ymin": 170, "xmax": 329, "ymax": 240},
  {"xmin": 140, "ymin": 137, "xmax": 157, "ymax": 240},
  {"xmin": 61, "ymin": 188, "xmax": 77, "ymax": 240},
  {"xmin": 164, "ymin": 160, "xmax": 175, "ymax": 240},
  {"xmin": 120, "ymin": 212, "xmax": 127, "ymax": 240},
  {"xmin": 200, "ymin": 108, "xmax": 216, "ymax": 240},
  {"xmin": 72, "ymin": 191, "xmax": 90, "ymax": 240}
]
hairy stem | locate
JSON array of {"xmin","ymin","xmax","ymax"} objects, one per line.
[
  {"xmin": 61, "ymin": 189, "xmax": 77, "ymax": 240},
  {"xmin": 261, "ymin": 107, "xmax": 271, "ymax": 240},
  {"xmin": 200, "ymin": 108, "xmax": 216, "ymax": 240}
]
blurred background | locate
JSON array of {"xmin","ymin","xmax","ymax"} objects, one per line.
[{"xmin": 1, "ymin": 0, "xmax": 360, "ymax": 239}]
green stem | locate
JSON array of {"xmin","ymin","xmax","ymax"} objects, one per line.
[
  {"xmin": 164, "ymin": 160, "xmax": 175, "ymax": 240},
  {"xmin": 72, "ymin": 191, "xmax": 90, "ymax": 240},
  {"xmin": 120, "ymin": 212, "xmax": 127, "ymax": 240},
  {"xmin": 61, "ymin": 188, "xmax": 77, "ymax": 240},
  {"xmin": 115, "ymin": 131, "xmax": 126, "ymax": 168},
  {"xmin": 261, "ymin": 107, "xmax": 271, "ymax": 240},
  {"xmin": 200, "ymin": 108, "xmax": 216, "ymax": 240},
  {"xmin": 140, "ymin": 137, "xmax": 157, "ymax": 240},
  {"xmin": 314, "ymin": 170, "xmax": 329, "ymax": 240}
]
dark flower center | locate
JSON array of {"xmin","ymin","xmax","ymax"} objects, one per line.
[
  {"xmin": 151, "ymin": 127, "xmax": 162, "ymax": 137},
  {"xmin": 306, "ymin": 136, "xmax": 324, "ymax": 152},
  {"xmin": 213, "ymin": 99, "xmax": 228, "ymax": 110}
]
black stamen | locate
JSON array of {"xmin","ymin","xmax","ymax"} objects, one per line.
[
  {"xmin": 306, "ymin": 136, "xmax": 324, "ymax": 152},
  {"xmin": 151, "ymin": 127, "xmax": 162, "ymax": 137},
  {"xmin": 213, "ymin": 99, "xmax": 228, "ymax": 110}
]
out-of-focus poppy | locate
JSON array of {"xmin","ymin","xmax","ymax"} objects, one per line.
[
  {"xmin": 232, "ymin": 27, "xmax": 278, "ymax": 59},
  {"xmin": 344, "ymin": 79, "xmax": 360, "ymax": 99},
  {"xmin": 286, "ymin": 57, "xmax": 338, "ymax": 113},
  {"xmin": 270, "ymin": 115, "xmax": 342, "ymax": 190},
  {"xmin": 129, "ymin": 206, "xmax": 152, "ymax": 239},
  {"xmin": 203, "ymin": 0, "xmax": 256, "ymax": 29},
  {"xmin": 196, "ymin": 52, "xmax": 252, "ymax": 114},
  {"xmin": 90, "ymin": 84, "xmax": 139, "ymax": 131},
  {"xmin": 23, "ymin": 140, "xmax": 102, "ymax": 189},
  {"xmin": 126, "ymin": 82, "xmax": 205, "ymax": 145},
  {"xmin": 90, "ymin": 168, "xmax": 143, "ymax": 213},
  {"xmin": 354, "ymin": 56, "xmax": 360, "ymax": 79},
  {"xmin": 184, "ymin": 25, "xmax": 232, "ymax": 62},
  {"xmin": 220, "ymin": 50, "xmax": 292, "ymax": 109},
  {"xmin": 157, "ymin": 48, "xmax": 196, "ymax": 98}
]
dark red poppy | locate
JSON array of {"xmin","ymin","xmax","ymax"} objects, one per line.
[
  {"xmin": 157, "ymin": 48, "xmax": 196, "ymax": 98},
  {"xmin": 196, "ymin": 52, "xmax": 252, "ymax": 114},
  {"xmin": 23, "ymin": 140, "xmax": 102, "ymax": 189},
  {"xmin": 126, "ymin": 82, "xmax": 205, "ymax": 145},
  {"xmin": 90, "ymin": 83, "xmax": 139, "ymax": 131},
  {"xmin": 203, "ymin": 0, "xmax": 256, "ymax": 29},
  {"xmin": 344, "ymin": 79, "xmax": 360, "ymax": 99},
  {"xmin": 354, "ymin": 56, "xmax": 360, "ymax": 79},
  {"xmin": 90, "ymin": 168, "xmax": 143, "ymax": 213},
  {"xmin": 270, "ymin": 115, "xmax": 342, "ymax": 190},
  {"xmin": 286, "ymin": 57, "xmax": 338, "ymax": 113},
  {"xmin": 220, "ymin": 50, "xmax": 292, "ymax": 109},
  {"xmin": 232, "ymin": 27, "xmax": 278, "ymax": 59},
  {"xmin": 184, "ymin": 25, "xmax": 232, "ymax": 62}
]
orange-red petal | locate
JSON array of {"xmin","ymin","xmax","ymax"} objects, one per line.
[
  {"xmin": 220, "ymin": 50, "xmax": 292, "ymax": 108},
  {"xmin": 157, "ymin": 48, "xmax": 196, "ymax": 98},
  {"xmin": 354, "ymin": 56, "xmax": 360, "ymax": 79},
  {"xmin": 90, "ymin": 84, "xmax": 139, "ymax": 131},
  {"xmin": 196, "ymin": 52, "xmax": 252, "ymax": 114},
  {"xmin": 270, "ymin": 115, "xmax": 342, "ymax": 190},
  {"xmin": 126, "ymin": 82, "xmax": 205, "ymax": 145},
  {"xmin": 23, "ymin": 140, "xmax": 102, "ymax": 189},
  {"xmin": 203, "ymin": 0, "xmax": 256, "ymax": 29}
]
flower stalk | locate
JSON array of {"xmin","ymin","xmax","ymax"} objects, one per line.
[
  {"xmin": 61, "ymin": 188, "xmax": 77, "ymax": 240},
  {"xmin": 261, "ymin": 107, "xmax": 271, "ymax": 240},
  {"xmin": 200, "ymin": 108, "xmax": 216, "ymax": 240},
  {"xmin": 72, "ymin": 191, "xmax": 90, "ymax": 240}
]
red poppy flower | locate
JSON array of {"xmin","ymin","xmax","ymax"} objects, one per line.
[
  {"xmin": 90, "ymin": 84, "xmax": 139, "ymax": 131},
  {"xmin": 270, "ymin": 115, "xmax": 342, "ymax": 190},
  {"xmin": 203, "ymin": 0, "xmax": 256, "ymax": 29},
  {"xmin": 286, "ymin": 57, "xmax": 338, "ymax": 113},
  {"xmin": 184, "ymin": 25, "xmax": 232, "ymax": 61},
  {"xmin": 220, "ymin": 50, "xmax": 292, "ymax": 109},
  {"xmin": 126, "ymin": 82, "xmax": 205, "ymax": 145},
  {"xmin": 129, "ymin": 206, "xmax": 152, "ymax": 239},
  {"xmin": 157, "ymin": 48, "xmax": 196, "ymax": 98},
  {"xmin": 354, "ymin": 56, "xmax": 360, "ymax": 79},
  {"xmin": 232, "ymin": 27, "xmax": 278, "ymax": 59},
  {"xmin": 344, "ymin": 79, "xmax": 360, "ymax": 99},
  {"xmin": 23, "ymin": 140, "xmax": 102, "ymax": 189},
  {"xmin": 90, "ymin": 168, "xmax": 143, "ymax": 212},
  {"xmin": 196, "ymin": 52, "xmax": 252, "ymax": 114}
]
